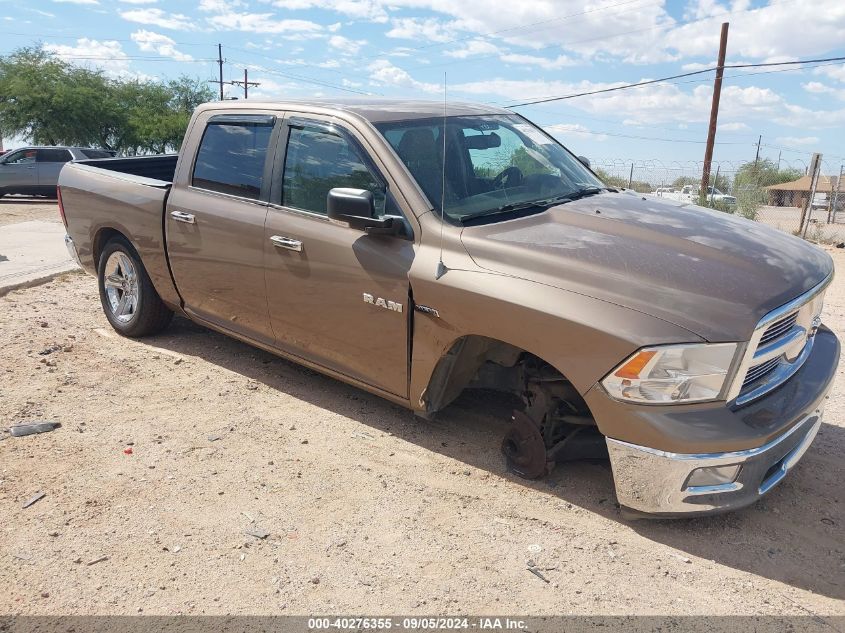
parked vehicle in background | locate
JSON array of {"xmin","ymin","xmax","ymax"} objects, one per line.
[
  {"xmin": 659, "ymin": 184, "xmax": 736, "ymax": 206},
  {"xmin": 58, "ymin": 99, "xmax": 837, "ymax": 518},
  {"xmin": 652, "ymin": 187, "xmax": 675, "ymax": 196},
  {"xmin": 0, "ymin": 146, "xmax": 116, "ymax": 198}
]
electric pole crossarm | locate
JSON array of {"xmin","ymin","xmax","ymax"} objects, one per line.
[{"xmin": 230, "ymin": 68, "xmax": 260, "ymax": 99}]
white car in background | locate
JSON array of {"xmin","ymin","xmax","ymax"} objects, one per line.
[{"xmin": 659, "ymin": 184, "xmax": 736, "ymax": 206}]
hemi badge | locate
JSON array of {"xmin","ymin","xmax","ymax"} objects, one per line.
[{"xmin": 414, "ymin": 304, "xmax": 440, "ymax": 318}]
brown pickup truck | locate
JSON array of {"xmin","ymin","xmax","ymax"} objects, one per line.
[{"xmin": 58, "ymin": 99, "xmax": 838, "ymax": 517}]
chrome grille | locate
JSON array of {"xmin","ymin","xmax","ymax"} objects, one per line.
[
  {"xmin": 742, "ymin": 357, "xmax": 780, "ymax": 389},
  {"xmin": 759, "ymin": 312, "xmax": 799, "ymax": 346},
  {"xmin": 728, "ymin": 276, "xmax": 830, "ymax": 407}
]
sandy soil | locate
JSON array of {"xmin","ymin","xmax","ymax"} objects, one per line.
[
  {"xmin": 0, "ymin": 198, "xmax": 61, "ymax": 228},
  {"xmin": 0, "ymin": 254, "xmax": 843, "ymax": 618}
]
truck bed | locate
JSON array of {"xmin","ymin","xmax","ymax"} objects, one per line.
[
  {"xmin": 74, "ymin": 154, "xmax": 179, "ymax": 184},
  {"xmin": 58, "ymin": 155, "xmax": 182, "ymax": 310}
]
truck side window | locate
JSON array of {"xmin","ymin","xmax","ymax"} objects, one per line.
[
  {"xmin": 282, "ymin": 127, "xmax": 385, "ymax": 216},
  {"xmin": 192, "ymin": 121, "xmax": 273, "ymax": 200}
]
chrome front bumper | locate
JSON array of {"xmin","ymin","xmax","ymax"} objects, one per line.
[
  {"xmin": 607, "ymin": 406, "xmax": 825, "ymax": 516},
  {"xmin": 64, "ymin": 234, "xmax": 82, "ymax": 267}
]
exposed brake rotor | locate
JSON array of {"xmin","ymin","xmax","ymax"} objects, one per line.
[{"xmin": 501, "ymin": 410, "xmax": 549, "ymax": 479}]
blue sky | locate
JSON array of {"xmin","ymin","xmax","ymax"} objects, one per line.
[{"xmin": 1, "ymin": 0, "xmax": 844, "ymax": 175}]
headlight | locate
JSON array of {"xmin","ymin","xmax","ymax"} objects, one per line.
[{"xmin": 602, "ymin": 343, "xmax": 738, "ymax": 404}]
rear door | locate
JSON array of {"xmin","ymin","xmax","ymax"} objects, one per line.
[
  {"xmin": 36, "ymin": 148, "xmax": 73, "ymax": 193},
  {"xmin": 166, "ymin": 112, "xmax": 279, "ymax": 345},
  {"xmin": 0, "ymin": 149, "xmax": 37, "ymax": 193},
  {"xmin": 263, "ymin": 115, "xmax": 414, "ymax": 397}
]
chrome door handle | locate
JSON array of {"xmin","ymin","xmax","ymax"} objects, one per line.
[
  {"xmin": 170, "ymin": 210, "xmax": 196, "ymax": 224},
  {"xmin": 270, "ymin": 235, "xmax": 302, "ymax": 252}
]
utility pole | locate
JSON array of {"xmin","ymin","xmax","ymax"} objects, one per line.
[
  {"xmin": 230, "ymin": 68, "xmax": 260, "ymax": 100},
  {"xmin": 831, "ymin": 164, "xmax": 843, "ymax": 224},
  {"xmin": 800, "ymin": 152, "xmax": 822, "ymax": 238},
  {"xmin": 207, "ymin": 44, "xmax": 225, "ymax": 101},
  {"xmin": 754, "ymin": 135, "xmax": 762, "ymax": 167},
  {"xmin": 700, "ymin": 22, "xmax": 729, "ymax": 206}
]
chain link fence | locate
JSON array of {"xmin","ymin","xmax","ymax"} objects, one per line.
[{"xmin": 589, "ymin": 157, "xmax": 845, "ymax": 244}]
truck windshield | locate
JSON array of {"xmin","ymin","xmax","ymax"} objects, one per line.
[{"xmin": 376, "ymin": 114, "xmax": 605, "ymax": 223}]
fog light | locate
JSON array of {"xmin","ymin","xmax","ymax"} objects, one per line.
[{"xmin": 686, "ymin": 464, "xmax": 741, "ymax": 488}]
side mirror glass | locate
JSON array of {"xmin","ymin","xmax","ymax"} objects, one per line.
[{"xmin": 327, "ymin": 188, "xmax": 399, "ymax": 236}]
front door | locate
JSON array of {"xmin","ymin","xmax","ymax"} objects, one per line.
[
  {"xmin": 0, "ymin": 149, "xmax": 38, "ymax": 194},
  {"xmin": 264, "ymin": 117, "xmax": 413, "ymax": 397},
  {"xmin": 166, "ymin": 113, "xmax": 277, "ymax": 345}
]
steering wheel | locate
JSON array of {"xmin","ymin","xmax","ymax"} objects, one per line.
[{"xmin": 492, "ymin": 166, "xmax": 524, "ymax": 189}]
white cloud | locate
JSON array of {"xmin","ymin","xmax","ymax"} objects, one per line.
[
  {"xmin": 131, "ymin": 29, "xmax": 193, "ymax": 61},
  {"xmin": 804, "ymin": 82, "xmax": 835, "ymax": 94},
  {"xmin": 386, "ymin": 17, "xmax": 457, "ymax": 43},
  {"xmin": 664, "ymin": 0, "xmax": 845, "ymax": 61},
  {"xmin": 263, "ymin": 0, "xmax": 845, "ymax": 67},
  {"xmin": 776, "ymin": 136, "xmax": 820, "ymax": 146},
  {"xmin": 368, "ymin": 59, "xmax": 440, "ymax": 93},
  {"xmin": 269, "ymin": 0, "xmax": 388, "ymax": 23},
  {"xmin": 198, "ymin": 0, "xmax": 243, "ymax": 11},
  {"xmin": 207, "ymin": 13, "xmax": 322, "ymax": 35},
  {"xmin": 444, "ymin": 39, "xmax": 499, "ymax": 59},
  {"xmin": 52, "ymin": 0, "xmax": 99, "ymax": 5},
  {"xmin": 719, "ymin": 122, "xmax": 750, "ymax": 131},
  {"xmin": 328, "ymin": 35, "xmax": 366, "ymax": 56},
  {"xmin": 453, "ymin": 76, "xmax": 845, "ymax": 131},
  {"xmin": 545, "ymin": 123, "xmax": 607, "ymax": 141},
  {"xmin": 499, "ymin": 52, "xmax": 574, "ymax": 69},
  {"xmin": 119, "ymin": 0, "xmax": 156, "ymax": 4},
  {"xmin": 120, "ymin": 7, "xmax": 194, "ymax": 30},
  {"xmin": 802, "ymin": 81, "xmax": 845, "ymax": 101},
  {"xmin": 44, "ymin": 38, "xmax": 135, "ymax": 77},
  {"xmin": 814, "ymin": 65, "xmax": 845, "ymax": 83}
]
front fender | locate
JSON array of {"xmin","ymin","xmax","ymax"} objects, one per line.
[{"xmin": 409, "ymin": 268, "xmax": 704, "ymax": 411}]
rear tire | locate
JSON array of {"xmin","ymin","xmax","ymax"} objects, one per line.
[{"xmin": 97, "ymin": 236, "xmax": 173, "ymax": 337}]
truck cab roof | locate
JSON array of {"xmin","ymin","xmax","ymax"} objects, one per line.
[{"xmin": 194, "ymin": 98, "xmax": 511, "ymax": 124}]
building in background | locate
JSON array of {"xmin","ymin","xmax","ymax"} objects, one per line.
[{"xmin": 766, "ymin": 174, "xmax": 840, "ymax": 208}]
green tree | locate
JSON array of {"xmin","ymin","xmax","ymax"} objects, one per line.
[
  {"xmin": 0, "ymin": 46, "xmax": 213, "ymax": 155},
  {"xmin": 593, "ymin": 167, "xmax": 651, "ymax": 192},
  {"xmin": 732, "ymin": 159, "xmax": 803, "ymax": 220}
]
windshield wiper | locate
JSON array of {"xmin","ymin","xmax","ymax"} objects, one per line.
[
  {"xmin": 567, "ymin": 186, "xmax": 604, "ymax": 200},
  {"xmin": 459, "ymin": 189, "xmax": 606, "ymax": 224}
]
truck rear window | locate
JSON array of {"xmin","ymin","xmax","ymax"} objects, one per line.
[{"xmin": 192, "ymin": 119, "xmax": 273, "ymax": 200}]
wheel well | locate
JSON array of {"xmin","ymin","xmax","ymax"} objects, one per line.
[
  {"xmin": 92, "ymin": 228, "xmax": 125, "ymax": 267},
  {"xmin": 422, "ymin": 335, "xmax": 592, "ymax": 421},
  {"xmin": 423, "ymin": 335, "xmax": 605, "ymax": 478}
]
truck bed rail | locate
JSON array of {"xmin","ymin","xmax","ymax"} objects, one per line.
[{"xmin": 74, "ymin": 154, "xmax": 178, "ymax": 184}]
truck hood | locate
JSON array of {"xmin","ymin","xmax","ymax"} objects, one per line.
[{"xmin": 460, "ymin": 192, "xmax": 833, "ymax": 342}]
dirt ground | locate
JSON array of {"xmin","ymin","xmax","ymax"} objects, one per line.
[
  {"xmin": 0, "ymin": 209, "xmax": 843, "ymax": 619},
  {"xmin": 0, "ymin": 197, "xmax": 61, "ymax": 228}
]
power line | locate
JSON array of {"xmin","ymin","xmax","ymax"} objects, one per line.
[
  {"xmin": 0, "ymin": 51, "xmax": 215, "ymax": 63},
  {"xmin": 542, "ymin": 127, "xmax": 752, "ymax": 145},
  {"xmin": 507, "ymin": 56, "xmax": 845, "ymax": 106},
  {"xmin": 228, "ymin": 60, "xmax": 376, "ymax": 96}
]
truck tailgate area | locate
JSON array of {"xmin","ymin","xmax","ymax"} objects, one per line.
[{"xmin": 58, "ymin": 160, "xmax": 182, "ymax": 310}]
